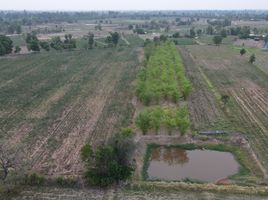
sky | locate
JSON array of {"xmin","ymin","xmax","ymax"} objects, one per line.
[{"xmin": 1, "ymin": 0, "xmax": 268, "ymax": 11}]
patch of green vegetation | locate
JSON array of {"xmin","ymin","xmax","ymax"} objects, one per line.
[
  {"xmin": 135, "ymin": 106, "xmax": 190, "ymax": 135},
  {"xmin": 137, "ymin": 42, "xmax": 191, "ymax": 105},
  {"xmin": 124, "ymin": 34, "xmax": 144, "ymax": 46},
  {"xmin": 10, "ymin": 35, "xmax": 26, "ymax": 46},
  {"xmin": 172, "ymin": 38, "xmax": 196, "ymax": 45}
]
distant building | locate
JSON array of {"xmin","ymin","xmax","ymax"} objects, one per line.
[{"xmin": 264, "ymin": 43, "xmax": 268, "ymax": 51}]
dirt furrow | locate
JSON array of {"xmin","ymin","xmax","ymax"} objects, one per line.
[{"xmin": 231, "ymin": 90, "xmax": 268, "ymax": 134}]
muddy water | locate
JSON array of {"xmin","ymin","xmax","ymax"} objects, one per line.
[{"xmin": 147, "ymin": 147, "xmax": 240, "ymax": 182}]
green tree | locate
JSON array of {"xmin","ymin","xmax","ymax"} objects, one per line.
[
  {"xmin": 14, "ymin": 46, "xmax": 21, "ymax": 53},
  {"xmin": 16, "ymin": 25, "xmax": 22, "ymax": 34},
  {"xmin": 196, "ymin": 29, "xmax": 202, "ymax": 35},
  {"xmin": 128, "ymin": 24, "xmax": 133, "ymax": 30},
  {"xmin": 40, "ymin": 41, "xmax": 50, "ymax": 51},
  {"xmin": 110, "ymin": 32, "xmax": 120, "ymax": 47},
  {"xmin": 25, "ymin": 32, "xmax": 40, "ymax": 52},
  {"xmin": 240, "ymin": 48, "xmax": 246, "ymax": 56},
  {"xmin": 172, "ymin": 32, "xmax": 180, "ymax": 38},
  {"xmin": 50, "ymin": 36, "xmax": 63, "ymax": 50},
  {"xmin": 135, "ymin": 111, "xmax": 151, "ymax": 134},
  {"xmin": 63, "ymin": 34, "xmax": 76, "ymax": 49},
  {"xmin": 249, "ymin": 54, "xmax": 256, "ymax": 64},
  {"xmin": 213, "ymin": 35, "xmax": 223, "ymax": 46},
  {"xmin": 81, "ymin": 129, "xmax": 135, "ymax": 186},
  {"xmin": 206, "ymin": 25, "xmax": 214, "ymax": 35},
  {"xmin": 221, "ymin": 95, "xmax": 230, "ymax": 106},
  {"xmin": 0, "ymin": 35, "xmax": 13, "ymax": 56},
  {"xmin": 190, "ymin": 27, "xmax": 196, "ymax": 38},
  {"xmin": 29, "ymin": 40, "xmax": 40, "ymax": 52},
  {"xmin": 159, "ymin": 35, "xmax": 168, "ymax": 42},
  {"xmin": 220, "ymin": 29, "xmax": 227, "ymax": 38},
  {"xmin": 239, "ymin": 26, "xmax": 250, "ymax": 39},
  {"xmin": 87, "ymin": 33, "xmax": 94, "ymax": 49}
]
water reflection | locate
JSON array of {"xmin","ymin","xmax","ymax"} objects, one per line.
[
  {"xmin": 148, "ymin": 147, "xmax": 240, "ymax": 182},
  {"xmin": 151, "ymin": 147, "xmax": 189, "ymax": 165}
]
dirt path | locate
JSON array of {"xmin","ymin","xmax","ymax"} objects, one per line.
[{"xmin": 121, "ymin": 34, "xmax": 130, "ymax": 45}]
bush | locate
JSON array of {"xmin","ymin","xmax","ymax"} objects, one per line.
[
  {"xmin": 81, "ymin": 128, "xmax": 135, "ymax": 187},
  {"xmin": 40, "ymin": 41, "xmax": 50, "ymax": 51},
  {"xmin": 25, "ymin": 173, "xmax": 45, "ymax": 186},
  {"xmin": 0, "ymin": 35, "xmax": 13, "ymax": 56}
]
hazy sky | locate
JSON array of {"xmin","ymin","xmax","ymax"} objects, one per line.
[{"xmin": 1, "ymin": 0, "xmax": 268, "ymax": 11}]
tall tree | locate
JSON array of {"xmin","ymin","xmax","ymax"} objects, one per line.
[
  {"xmin": 213, "ymin": 35, "xmax": 223, "ymax": 46},
  {"xmin": 190, "ymin": 27, "xmax": 196, "ymax": 38},
  {"xmin": 81, "ymin": 128, "xmax": 135, "ymax": 186},
  {"xmin": 240, "ymin": 48, "xmax": 246, "ymax": 56},
  {"xmin": 88, "ymin": 33, "xmax": 94, "ymax": 49},
  {"xmin": 249, "ymin": 54, "xmax": 256, "ymax": 64},
  {"xmin": 0, "ymin": 141, "xmax": 25, "ymax": 182},
  {"xmin": 0, "ymin": 35, "xmax": 13, "ymax": 56},
  {"xmin": 110, "ymin": 32, "xmax": 120, "ymax": 47}
]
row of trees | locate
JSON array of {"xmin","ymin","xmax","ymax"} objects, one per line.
[
  {"xmin": 0, "ymin": 20, "xmax": 22, "ymax": 34},
  {"xmin": 135, "ymin": 106, "xmax": 190, "ymax": 135},
  {"xmin": 25, "ymin": 32, "xmax": 76, "ymax": 52},
  {"xmin": 207, "ymin": 25, "xmax": 251, "ymax": 39},
  {"xmin": 137, "ymin": 41, "xmax": 191, "ymax": 105}
]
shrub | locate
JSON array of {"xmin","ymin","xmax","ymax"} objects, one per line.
[
  {"xmin": 25, "ymin": 173, "xmax": 45, "ymax": 186},
  {"xmin": 81, "ymin": 128, "xmax": 135, "ymax": 187}
]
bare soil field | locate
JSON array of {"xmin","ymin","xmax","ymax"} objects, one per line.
[
  {"xmin": 12, "ymin": 185, "xmax": 268, "ymax": 200},
  {"xmin": 0, "ymin": 47, "xmax": 140, "ymax": 176},
  {"xmin": 234, "ymin": 39, "xmax": 265, "ymax": 48},
  {"xmin": 181, "ymin": 45, "xmax": 268, "ymax": 171}
]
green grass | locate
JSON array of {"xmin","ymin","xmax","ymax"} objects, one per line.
[
  {"xmin": 124, "ymin": 34, "xmax": 144, "ymax": 46},
  {"xmin": 172, "ymin": 37, "xmax": 196, "ymax": 45},
  {"xmin": 10, "ymin": 34, "xmax": 26, "ymax": 46},
  {"xmin": 197, "ymin": 35, "xmax": 235, "ymax": 45}
]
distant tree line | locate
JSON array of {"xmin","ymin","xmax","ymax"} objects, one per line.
[
  {"xmin": 206, "ymin": 25, "xmax": 251, "ymax": 39},
  {"xmin": 25, "ymin": 32, "xmax": 76, "ymax": 52},
  {"xmin": 0, "ymin": 35, "xmax": 13, "ymax": 56},
  {"xmin": 0, "ymin": 19, "xmax": 22, "ymax": 34}
]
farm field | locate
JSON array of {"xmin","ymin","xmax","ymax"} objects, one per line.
[
  {"xmin": 179, "ymin": 45, "xmax": 268, "ymax": 171},
  {"xmin": 11, "ymin": 185, "xmax": 268, "ymax": 200},
  {"xmin": 1, "ymin": 8, "xmax": 268, "ymax": 200},
  {"xmin": 0, "ymin": 47, "xmax": 141, "ymax": 176}
]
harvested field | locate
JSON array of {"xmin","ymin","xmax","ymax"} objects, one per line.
[
  {"xmin": 0, "ymin": 47, "xmax": 140, "ymax": 176},
  {"xmin": 182, "ymin": 45, "xmax": 268, "ymax": 171},
  {"xmin": 234, "ymin": 39, "xmax": 265, "ymax": 49},
  {"xmin": 12, "ymin": 185, "xmax": 268, "ymax": 200},
  {"xmin": 178, "ymin": 46, "xmax": 228, "ymax": 131}
]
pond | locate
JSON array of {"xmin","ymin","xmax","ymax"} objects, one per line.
[{"xmin": 147, "ymin": 146, "xmax": 240, "ymax": 182}]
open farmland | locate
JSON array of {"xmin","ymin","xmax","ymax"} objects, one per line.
[
  {"xmin": 179, "ymin": 45, "xmax": 268, "ymax": 171},
  {"xmin": 11, "ymin": 185, "xmax": 268, "ymax": 200},
  {"xmin": 0, "ymin": 47, "xmax": 140, "ymax": 176}
]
